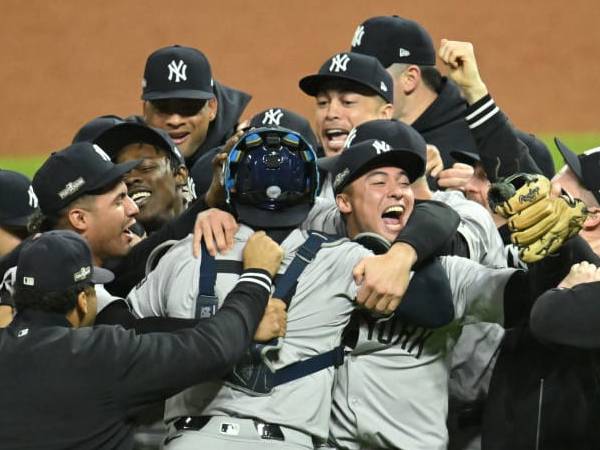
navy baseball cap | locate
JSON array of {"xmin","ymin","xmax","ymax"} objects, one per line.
[
  {"xmin": 32, "ymin": 142, "xmax": 141, "ymax": 215},
  {"xmin": 224, "ymin": 127, "xmax": 319, "ymax": 228},
  {"xmin": 142, "ymin": 45, "xmax": 215, "ymax": 101},
  {"xmin": 555, "ymin": 137, "xmax": 600, "ymax": 205},
  {"xmin": 318, "ymin": 119, "xmax": 426, "ymax": 191},
  {"xmin": 16, "ymin": 230, "xmax": 113, "ymax": 292},
  {"xmin": 94, "ymin": 121, "xmax": 185, "ymax": 166},
  {"xmin": 249, "ymin": 107, "xmax": 318, "ymax": 151},
  {"xmin": 0, "ymin": 170, "xmax": 38, "ymax": 228},
  {"xmin": 72, "ymin": 115, "xmax": 124, "ymax": 144},
  {"xmin": 351, "ymin": 16, "xmax": 436, "ymax": 68},
  {"xmin": 299, "ymin": 52, "xmax": 393, "ymax": 104}
]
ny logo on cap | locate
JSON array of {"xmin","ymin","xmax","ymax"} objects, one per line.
[
  {"xmin": 399, "ymin": 48, "xmax": 411, "ymax": 58},
  {"xmin": 343, "ymin": 128, "xmax": 358, "ymax": 149},
  {"xmin": 329, "ymin": 54, "xmax": 350, "ymax": 73},
  {"xmin": 28, "ymin": 186, "xmax": 38, "ymax": 208},
  {"xmin": 92, "ymin": 144, "xmax": 111, "ymax": 162},
  {"xmin": 262, "ymin": 109, "xmax": 284, "ymax": 126},
  {"xmin": 351, "ymin": 25, "xmax": 365, "ymax": 47},
  {"xmin": 372, "ymin": 140, "xmax": 391, "ymax": 155},
  {"xmin": 168, "ymin": 59, "xmax": 188, "ymax": 83},
  {"xmin": 380, "ymin": 81, "xmax": 388, "ymax": 92}
]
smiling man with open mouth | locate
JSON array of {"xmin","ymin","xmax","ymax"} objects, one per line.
[
  {"xmin": 299, "ymin": 51, "xmax": 394, "ymax": 159},
  {"xmin": 94, "ymin": 121, "xmax": 190, "ymax": 233}
]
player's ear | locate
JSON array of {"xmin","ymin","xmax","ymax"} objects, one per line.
[
  {"xmin": 66, "ymin": 289, "xmax": 88, "ymax": 328},
  {"xmin": 378, "ymin": 102, "xmax": 394, "ymax": 119},
  {"xmin": 142, "ymin": 101, "xmax": 151, "ymax": 121},
  {"xmin": 401, "ymin": 65, "xmax": 421, "ymax": 95},
  {"xmin": 66, "ymin": 207, "xmax": 90, "ymax": 233},
  {"xmin": 207, "ymin": 98, "xmax": 218, "ymax": 122},
  {"xmin": 336, "ymin": 192, "xmax": 352, "ymax": 214},
  {"xmin": 174, "ymin": 165, "xmax": 188, "ymax": 188}
]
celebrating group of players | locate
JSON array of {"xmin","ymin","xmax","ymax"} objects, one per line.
[{"xmin": 1, "ymin": 14, "xmax": 600, "ymax": 450}]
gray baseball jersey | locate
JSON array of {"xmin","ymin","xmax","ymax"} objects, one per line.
[
  {"xmin": 432, "ymin": 190, "xmax": 505, "ymax": 269},
  {"xmin": 329, "ymin": 256, "xmax": 517, "ymax": 450},
  {"xmin": 433, "ymin": 191, "xmax": 508, "ymax": 408},
  {"xmin": 128, "ymin": 224, "xmax": 371, "ymax": 440}
]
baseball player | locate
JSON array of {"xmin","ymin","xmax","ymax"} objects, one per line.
[
  {"xmin": 350, "ymin": 16, "xmax": 554, "ymax": 175},
  {"xmin": 298, "ymin": 51, "xmax": 394, "ymax": 161},
  {"xmin": 136, "ymin": 45, "xmax": 251, "ymax": 172},
  {"xmin": 92, "ymin": 120, "xmax": 190, "ymax": 233},
  {"xmin": 128, "ymin": 126, "xmax": 459, "ymax": 449},
  {"xmin": 0, "ymin": 169, "xmax": 38, "ymax": 327},
  {"xmin": 0, "ymin": 228, "xmax": 283, "ymax": 449},
  {"xmin": 324, "ymin": 128, "xmax": 575, "ymax": 449}
]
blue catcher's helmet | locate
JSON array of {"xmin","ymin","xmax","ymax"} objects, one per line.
[{"xmin": 224, "ymin": 127, "xmax": 320, "ymax": 228}]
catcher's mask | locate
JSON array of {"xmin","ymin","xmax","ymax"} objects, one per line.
[{"xmin": 224, "ymin": 127, "xmax": 320, "ymax": 228}]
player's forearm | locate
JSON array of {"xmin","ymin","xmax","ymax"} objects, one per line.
[
  {"xmin": 119, "ymin": 270, "xmax": 273, "ymax": 409},
  {"xmin": 465, "ymin": 95, "xmax": 541, "ymax": 181}
]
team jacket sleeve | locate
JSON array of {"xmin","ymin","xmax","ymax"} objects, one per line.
[
  {"xmin": 465, "ymin": 94, "xmax": 541, "ymax": 181},
  {"xmin": 503, "ymin": 236, "xmax": 600, "ymax": 327},
  {"xmin": 529, "ymin": 281, "xmax": 600, "ymax": 349},
  {"xmin": 110, "ymin": 270, "xmax": 272, "ymax": 418},
  {"xmin": 105, "ymin": 197, "xmax": 208, "ymax": 298},
  {"xmin": 394, "ymin": 199, "xmax": 460, "ymax": 264}
]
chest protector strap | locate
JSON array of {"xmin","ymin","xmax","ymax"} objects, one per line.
[
  {"xmin": 194, "ymin": 242, "xmax": 219, "ymax": 319},
  {"xmin": 223, "ymin": 231, "xmax": 344, "ymax": 395}
]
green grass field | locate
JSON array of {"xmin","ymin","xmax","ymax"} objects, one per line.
[{"xmin": 1, "ymin": 133, "xmax": 599, "ymax": 178}]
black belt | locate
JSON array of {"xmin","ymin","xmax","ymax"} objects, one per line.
[{"xmin": 173, "ymin": 416, "xmax": 284, "ymax": 441}]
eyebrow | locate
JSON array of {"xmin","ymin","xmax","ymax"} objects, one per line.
[{"xmin": 366, "ymin": 168, "xmax": 408, "ymax": 177}]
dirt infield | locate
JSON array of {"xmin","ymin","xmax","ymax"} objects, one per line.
[{"xmin": 1, "ymin": 0, "xmax": 599, "ymax": 156}]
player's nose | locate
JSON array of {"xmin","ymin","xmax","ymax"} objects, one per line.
[
  {"xmin": 165, "ymin": 113, "xmax": 185, "ymax": 128},
  {"xmin": 125, "ymin": 195, "xmax": 140, "ymax": 217}
]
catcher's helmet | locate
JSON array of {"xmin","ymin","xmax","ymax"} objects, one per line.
[{"xmin": 224, "ymin": 127, "xmax": 319, "ymax": 228}]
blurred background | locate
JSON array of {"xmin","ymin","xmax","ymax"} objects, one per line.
[{"xmin": 2, "ymin": 0, "xmax": 599, "ymax": 174}]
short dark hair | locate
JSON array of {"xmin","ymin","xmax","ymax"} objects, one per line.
[
  {"xmin": 28, "ymin": 181, "xmax": 120, "ymax": 234},
  {"xmin": 13, "ymin": 283, "xmax": 93, "ymax": 315},
  {"xmin": 317, "ymin": 79, "xmax": 387, "ymax": 102}
]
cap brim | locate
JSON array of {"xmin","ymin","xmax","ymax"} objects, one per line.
[
  {"xmin": 334, "ymin": 147, "xmax": 425, "ymax": 194},
  {"xmin": 450, "ymin": 150, "xmax": 481, "ymax": 166},
  {"xmin": 235, "ymin": 202, "xmax": 312, "ymax": 229},
  {"xmin": 91, "ymin": 266, "xmax": 114, "ymax": 284},
  {"xmin": 0, "ymin": 212, "xmax": 35, "ymax": 228},
  {"xmin": 87, "ymin": 159, "xmax": 141, "ymax": 193},
  {"xmin": 317, "ymin": 155, "xmax": 339, "ymax": 172},
  {"xmin": 142, "ymin": 90, "xmax": 215, "ymax": 101},
  {"xmin": 555, "ymin": 137, "xmax": 583, "ymax": 180},
  {"xmin": 95, "ymin": 123, "xmax": 172, "ymax": 159},
  {"xmin": 299, "ymin": 74, "xmax": 372, "ymax": 97}
]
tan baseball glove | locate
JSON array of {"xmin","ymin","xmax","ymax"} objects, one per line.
[{"xmin": 488, "ymin": 173, "xmax": 588, "ymax": 263}]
